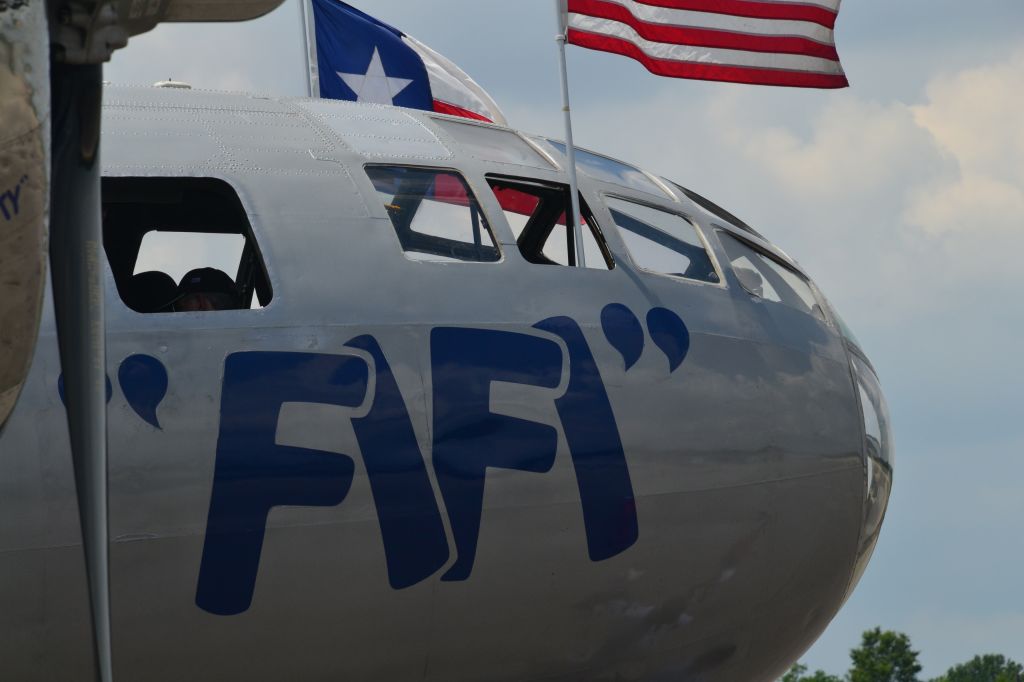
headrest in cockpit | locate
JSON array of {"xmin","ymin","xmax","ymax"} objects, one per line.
[{"xmin": 124, "ymin": 271, "xmax": 178, "ymax": 313}]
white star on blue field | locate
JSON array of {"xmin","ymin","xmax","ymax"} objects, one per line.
[{"xmin": 337, "ymin": 47, "xmax": 413, "ymax": 104}]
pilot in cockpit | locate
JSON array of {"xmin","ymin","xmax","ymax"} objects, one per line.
[{"xmin": 173, "ymin": 268, "xmax": 242, "ymax": 312}]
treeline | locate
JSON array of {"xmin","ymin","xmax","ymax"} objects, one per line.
[{"xmin": 782, "ymin": 628, "xmax": 1022, "ymax": 682}]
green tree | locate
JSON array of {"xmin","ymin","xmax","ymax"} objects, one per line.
[
  {"xmin": 849, "ymin": 628, "xmax": 923, "ymax": 682},
  {"xmin": 781, "ymin": 663, "xmax": 843, "ymax": 682},
  {"xmin": 932, "ymin": 654, "xmax": 1023, "ymax": 682}
]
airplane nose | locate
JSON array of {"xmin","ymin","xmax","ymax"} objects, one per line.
[{"xmin": 843, "ymin": 352, "xmax": 894, "ymax": 599}]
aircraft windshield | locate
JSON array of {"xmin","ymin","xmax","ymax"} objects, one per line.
[
  {"xmin": 486, "ymin": 175, "xmax": 613, "ymax": 270},
  {"xmin": 546, "ymin": 141, "xmax": 671, "ymax": 200},
  {"xmin": 718, "ymin": 231, "xmax": 826, "ymax": 323},
  {"xmin": 366, "ymin": 166, "xmax": 501, "ymax": 264},
  {"xmin": 606, "ymin": 197, "xmax": 719, "ymax": 284}
]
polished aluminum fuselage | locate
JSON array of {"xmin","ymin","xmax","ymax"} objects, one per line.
[{"xmin": 0, "ymin": 87, "xmax": 878, "ymax": 681}]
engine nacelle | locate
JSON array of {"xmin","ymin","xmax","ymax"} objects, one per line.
[{"xmin": 0, "ymin": 2, "xmax": 49, "ymax": 430}]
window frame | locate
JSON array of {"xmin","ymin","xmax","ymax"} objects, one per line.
[
  {"xmin": 666, "ymin": 180, "xmax": 766, "ymax": 240},
  {"xmin": 485, "ymin": 173, "xmax": 616, "ymax": 271},
  {"xmin": 364, "ymin": 164, "xmax": 504, "ymax": 265},
  {"xmin": 602, "ymin": 192, "xmax": 727, "ymax": 289},
  {"xmin": 101, "ymin": 175, "xmax": 275, "ymax": 315}
]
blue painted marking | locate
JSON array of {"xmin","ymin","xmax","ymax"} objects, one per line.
[
  {"xmin": 194, "ymin": 312, "xmax": 673, "ymax": 610},
  {"xmin": 647, "ymin": 307, "xmax": 691, "ymax": 373},
  {"xmin": 0, "ymin": 177, "xmax": 24, "ymax": 221},
  {"xmin": 118, "ymin": 355, "xmax": 168, "ymax": 429},
  {"xmin": 431, "ymin": 328, "xmax": 563, "ymax": 581},
  {"xmin": 601, "ymin": 303, "xmax": 645, "ymax": 371},
  {"xmin": 535, "ymin": 317, "xmax": 639, "ymax": 561},
  {"xmin": 58, "ymin": 373, "xmax": 112, "ymax": 405},
  {"xmin": 196, "ymin": 352, "xmax": 367, "ymax": 616},
  {"xmin": 345, "ymin": 335, "xmax": 449, "ymax": 589}
]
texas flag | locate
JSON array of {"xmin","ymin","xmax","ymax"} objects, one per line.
[{"xmin": 311, "ymin": 0, "xmax": 508, "ymax": 124}]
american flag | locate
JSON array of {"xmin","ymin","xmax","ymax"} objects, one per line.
[{"xmin": 565, "ymin": 0, "xmax": 848, "ymax": 89}]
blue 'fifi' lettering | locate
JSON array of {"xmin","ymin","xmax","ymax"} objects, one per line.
[
  {"xmin": 344, "ymin": 335, "xmax": 450, "ymax": 589},
  {"xmin": 196, "ymin": 352, "xmax": 367, "ymax": 615},
  {"xmin": 431, "ymin": 328, "xmax": 564, "ymax": 581},
  {"xmin": 197, "ymin": 344, "xmax": 451, "ymax": 615},
  {"xmin": 197, "ymin": 315, "xmax": 653, "ymax": 614},
  {"xmin": 535, "ymin": 317, "xmax": 639, "ymax": 561}
]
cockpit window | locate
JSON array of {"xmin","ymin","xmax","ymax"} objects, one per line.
[
  {"xmin": 605, "ymin": 197, "xmax": 720, "ymax": 284},
  {"xmin": 717, "ymin": 230, "xmax": 826, "ymax": 322},
  {"xmin": 546, "ymin": 140, "xmax": 672, "ymax": 199},
  {"xmin": 828, "ymin": 304, "xmax": 862, "ymax": 349},
  {"xmin": 486, "ymin": 175, "xmax": 614, "ymax": 270},
  {"xmin": 135, "ymin": 232, "xmax": 245, "ymax": 283},
  {"xmin": 102, "ymin": 177, "xmax": 273, "ymax": 313},
  {"xmin": 365, "ymin": 166, "xmax": 501, "ymax": 264}
]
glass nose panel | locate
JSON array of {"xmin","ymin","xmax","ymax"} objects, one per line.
[
  {"xmin": 853, "ymin": 356, "xmax": 893, "ymax": 470},
  {"xmin": 843, "ymin": 354, "xmax": 895, "ymax": 603}
]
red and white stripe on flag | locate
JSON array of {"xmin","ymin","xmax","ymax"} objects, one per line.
[{"xmin": 566, "ymin": 0, "xmax": 848, "ymax": 89}]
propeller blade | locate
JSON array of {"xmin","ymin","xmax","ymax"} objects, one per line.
[{"xmin": 49, "ymin": 61, "xmax": 112, "ymax": 682}]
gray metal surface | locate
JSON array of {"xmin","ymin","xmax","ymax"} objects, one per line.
[{"xmin": 0, "ymin": 86, "xmax": 891, "ymax": 681}]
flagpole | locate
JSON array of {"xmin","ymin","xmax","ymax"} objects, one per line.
[
  {"xmin": 299, "ymin": 0, "xmax": 320, "ymax": 97},
  {"xmin": 555, "ymin": 0, "xmax": 586, "ymax": 268}
]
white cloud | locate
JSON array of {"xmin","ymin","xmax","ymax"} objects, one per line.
[
  {"xmin": 106, "ymin": 0, "xmax": 308, "ymax": 96},
  {"xmin": 913, "ymin": 53, "xmax": 1024, "ymax": 186},
  {"xmin": 905, "ymin": 52, "xmax": 1024, "ymax": 236}
]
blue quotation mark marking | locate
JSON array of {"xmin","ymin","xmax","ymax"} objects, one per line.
[
  {"xmin": 601, "ymin": 304, "xmax": 690, "ymax": 374},
  {"xmin": 647, "ymin": 307, "xmax": 690, "ymax": 372},
  {"xmin": 59, "ymin": 354, "xmax": 170, "ymax": 429},
  {"xmin": 119, "ymin": 355, "xmax": 169, "ymax": 429},
  {"xmin": 601, "ymin": 304, "xmax": 645, "ymax": 371}
]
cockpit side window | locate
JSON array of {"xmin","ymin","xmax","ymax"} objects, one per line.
[
  {"xmin": 365, "ymin": 166, "xmax": 501, "ymax": 264},
  {"xmin": 605, "ymin": 197, "xmax": 721, "ymax": 285},
  {"xmin": 717, "ymin": 230, "xmax": 826, "ymax": 322},
  {"xmin": 485, "ymin": 175, "xmax": 614, "ymax": 270},
  {"xmin": 102, "ymin": 177, "xmax": 273, "ymax": 313}
]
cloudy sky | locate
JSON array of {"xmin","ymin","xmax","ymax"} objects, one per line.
[{"xmin": 107, "ymin": 1, "xmax": 1024, "ymax": 677}]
